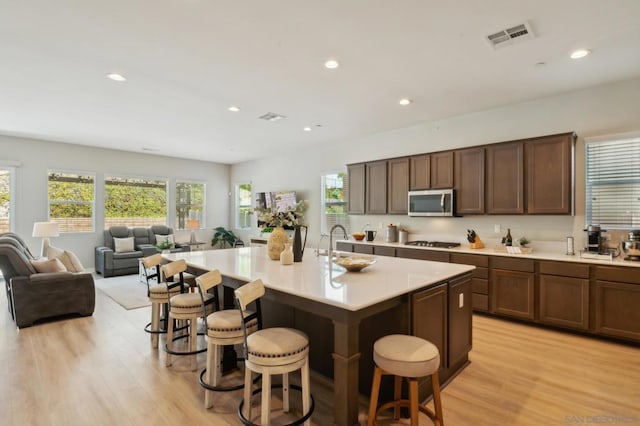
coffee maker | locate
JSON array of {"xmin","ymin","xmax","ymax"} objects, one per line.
[{"xmin": 584, "ymin": 224, "xmax": 606, "ymax": 253}]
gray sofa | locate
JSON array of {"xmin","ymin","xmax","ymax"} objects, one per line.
[
  {"xmin": 95, "ymin": 225, "xmax": 190, "ymax": 277},
  {"xmin": 0, "ymin": 234, "xmax": 95, "ymax": 328}
]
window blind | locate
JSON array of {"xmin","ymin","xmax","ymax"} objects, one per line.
[{"xmin": 586, "ymin": 135, "xmax": 640, "ymax": 229}]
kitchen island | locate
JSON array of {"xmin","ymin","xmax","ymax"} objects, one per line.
[{"xmin": 165, "ymin": 246, "xmax": 475, "ymax": 426}]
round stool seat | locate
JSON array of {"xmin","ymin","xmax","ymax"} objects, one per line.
[
  {"xmin": 246, "ymin": 327, "xmax": 309, "ymax": 367},
  {"xmin": 148, "ymin": 282, "xmax": 189, "ymax": 302},
  {"xmin": 374, "ymin": 334, "xmax": 440, "ymax": 378},
  {"xmin": 170, "ymin": 292, "xmax": 212, "ymax": 315},
  {"xmin": 206, "ymin": 309, "xmax": 258, "ymax": 339}
]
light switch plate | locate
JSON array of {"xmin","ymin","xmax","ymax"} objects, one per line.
[
  {"xmin": 459, "ymin": 293, "xmax": 464, "ymax": 308},
  {"xmin": 494, "ymin": 224, "xmax": 501, "ymax": 233}
]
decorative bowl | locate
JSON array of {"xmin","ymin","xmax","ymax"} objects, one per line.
[
  {"xmin": 352, "ymin": 232, "xmax": 365, "ymax": 241},
  {"xmin": 333, "ymin": 256, "xmax": 376, "ymax": 272}
]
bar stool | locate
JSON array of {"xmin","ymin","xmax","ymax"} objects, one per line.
[
  {"xmin": 235, "ymin": 279, "xmax": 314, "ymax": 426},
  {"xmin": 163, "ymin": 259, "xmax": 213, "ymax": 371},
  {"xmin": 367, "ymin": 334, "xmax": 444, "ymax": 426},
  {"xmin": 196, "ymin": 269, "xmax": 260, "ymax": 409},
  {"xmin": 141, "ymin": 254, "xmax": 189, "ymax": 348}
]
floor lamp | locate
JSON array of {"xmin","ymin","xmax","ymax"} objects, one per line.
[{"xmin": 32, "ymin": 221, "xmax": 59, "ymax": 258}]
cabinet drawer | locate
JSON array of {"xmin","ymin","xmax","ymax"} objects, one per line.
[
  {"xmin": 396, "ymin": 248, "xmax": 449, "ymax": 262},
  {"xmin": 596, "ymin": 266, "xmax": 640, "ymax": 285},
  {"xmin": 450, "ymin": 253, "xmax": 489, "ymax": 268},
  {"xmin": 539, "ymin": 261, "xmax": 589, "ymax": 278},
  {"xmin": 471, "ymin": 267, "xmax": 488, "ymax": 280},
  {"xmin": 491, "ymin": 256, "xmax": 534, "ymax": 272},
  {"xmin": 336, "ymin": 242, "xmax": 354, "ymax": 252},
  {"xmin": 353, "ymin": 244, "xmax": 374, "ymax": 255},
  {"xmin": 471, "ymin": 278, "xmax": 488, "ymax": 294},
  {"xmin": 472, "ymin": 293, "xmax": 489, "ymax": 311},
  {"xmin": 373, "ymin": 246, "xmax": 395, "ymax": 257}
]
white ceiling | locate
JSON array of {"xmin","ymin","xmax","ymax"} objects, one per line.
[{"xmin": 1, "ymin": 1, "xmax": 639, "ymax": 164}]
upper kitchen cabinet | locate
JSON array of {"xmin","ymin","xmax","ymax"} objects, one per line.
[
  {"xmin": 387, "ymin": 157, "xmax": 409, "ymax": 214},
  {"xmin": 347, "ymin": 163, "xmax": 365, "ymax": 214},
  {"xmin": 486, "ymin": 141, "xmax": 525, "ymax": 214},
  {"xmin": 430, "ymin": 151, "xmax": 454, "ymax": 189},
  {"xmin": 526, "ymin": 133, "xmax": 575, "ymax": 214},
  {"xmin": 366, "ymin": 160, "xmax": 388, "ymax": 214},
  {"xmin": 410, "ymin": 154, "xmax": 430, "ymax": 190},
  {"xmin": 455, "ymin": 147, "xmax": 485, "ymax": 215}
]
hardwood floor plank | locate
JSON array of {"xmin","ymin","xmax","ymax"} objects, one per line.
[{"xmin": 2, "ymin": 285, "xmax": 639, "ymax": 425}]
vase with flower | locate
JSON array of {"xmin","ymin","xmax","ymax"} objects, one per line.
[{"xmin": 256, "ymin": 200, "xmax": 308, "ymax": 260}]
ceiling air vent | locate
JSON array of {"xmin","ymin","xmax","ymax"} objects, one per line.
[
  {"xmin": 258, "ymin": 112, "xmax": 286, "ymax": 122},
  {"xmin": 486, "ymin": 21, "xmax": 534, "ymax": 49}
]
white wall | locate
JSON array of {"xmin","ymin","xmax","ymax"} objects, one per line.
[
  {"xmin": 1, "ymin": 135, "xmax": 230, "ymax": 267},
  {"xmin": 231, "ymin": 77, "xmax": 640, "ymax": 251}
]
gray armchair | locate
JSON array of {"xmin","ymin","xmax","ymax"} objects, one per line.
[
  {"xmin": 95, "ymin": 226, "xmax": 190, "ymax": 277},
  {"xmin": 0, "ymin": 235, "xmax": 95, "ymax": 328}
]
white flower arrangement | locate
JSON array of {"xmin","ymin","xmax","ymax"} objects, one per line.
[{"xmin": 256, "ymin": 199, "xmax": 308, "ymax": 228}]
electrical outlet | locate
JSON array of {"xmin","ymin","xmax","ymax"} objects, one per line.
[
  {"xmin": 494, "ymin": 224, "xmax": 501, "ymax": 233},
  {"xmin": 459, "ymin": 293, "xmax": 464, "ymax": 308}
]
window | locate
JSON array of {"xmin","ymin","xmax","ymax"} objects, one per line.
[
  {"xmin": 321, "ymin": 172, "xmax": 348, "ymax": 234},
  {"xmin": 176, "ymin": 181, "xmax": 205, "ymax": 230},
  {"xmin": 0, "ymin": 167, "xmax": 14, "ymax": 233},
  {"xmin": 105, "ymin": 175, "xmax": 167, "ymax": 228},
  {"xmin": 47, "ymin": 171, "xmax": 95, "ymax": 233},
  {"xmin": 236, "ymin": 183, "xmax": 252, "ymax": 229},
  {"xmin": 586, "ymin": 133, "xmax": 640, "ymax": 229}
]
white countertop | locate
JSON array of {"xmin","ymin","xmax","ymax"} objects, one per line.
[
  {"xmin": 341, "ymin": 239, "xmax": 640, "ymax": 268},
  {"xmin": 164, "ymin": 246, "xmax": 475, "ymax": 311}
]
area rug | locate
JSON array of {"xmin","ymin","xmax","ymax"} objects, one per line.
[{"xmin": 94, "ymin": 274, "xmax": 151, "ymax": 310}]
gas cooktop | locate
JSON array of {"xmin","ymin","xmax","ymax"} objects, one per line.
[{"xmin": 405, "ymin": 241, "xmax": 461, "ymax": 248}]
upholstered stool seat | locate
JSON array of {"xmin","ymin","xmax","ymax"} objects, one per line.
[
  {"xmin": 196, "ymin": 270, "xmax": 260, "ymax": 409},
  {"xmin": 368, "ymin": 334, "xmax": 444, "ymax": 426},
  {"xmin": 236, "ymin": 279, "xmax": 314, "ymax": 426}
]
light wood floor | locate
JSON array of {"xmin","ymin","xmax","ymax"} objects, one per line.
[{"xmin": 1, "ymin": 287, "xmax": 639, "ymax": 425}]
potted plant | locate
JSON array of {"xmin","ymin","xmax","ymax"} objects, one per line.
[
  {"xmin": 156, "ymin": 239, "xmax": 174, "ymax": 253},
  {"xmin": 211, "ymin": 226, "xmax": 240, "ymax": 249},
  {"xmin": 518, "ymin": 237, "xmax": 532, "ymax": 253}
]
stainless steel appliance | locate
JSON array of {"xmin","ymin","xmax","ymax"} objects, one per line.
[
  {"xmin": 408, "ymin": 189, "xmax": 455, "ymax": 217},
  {"xmin": 405, "ymin": 240, "xmax": 460, "ymax": 248},
  {"xmin": 622, "ymin": 230, "xmax": 640, "ymax": 261},
  {"xmin": 584, "ymin": 224, "xmax": 606, "ymax": 253}
]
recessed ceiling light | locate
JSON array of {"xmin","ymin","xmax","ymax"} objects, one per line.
[
  {"xmin": 303, "ymin": 127, "xmax": 312, "ymax": 132},
  {"xmin": 570, "ymin": 49, "xmax": 590, "ymax": 59},
  {"xmin": 107, "ymin": 73, "xmax": 126, "ymax": 82},
  {"xmin": 228, "ymin": 106, "xmax": 240, "ymax": 112},
  {"xmin": 399, "ymin": 98, "xmax": 412, "ymax": 106},
  {"xmin": 324, "ymin": 59, "xmax": 339, "ymax": 69}
]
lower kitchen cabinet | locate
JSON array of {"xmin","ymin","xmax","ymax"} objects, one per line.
[
  {"xmin": 396, "ymin": 247, "xmax": 449, "ymax": 262},
  {"xmin": 353, "ymin": 244, "xmax": 374, "ymax": 255},
  {"xmin": 490, "ymin": 268, "xmax": 535, "ymax": 320},
  {"xmin": 448, "ymin": 274, "xmax": 472, "ymax": 367},
  {"xmin": 450, "ymin": 253, "xmax": 489, "ymax": 312},
  {"xmin": 594, "ymin": 268, "xmax": 640, "ymax": 342},
  {"xmin": 539, "ymin": 275, "xmax": 589, "ymax": 331},
  {"xmin": 412, "ymin": 283, "xmax": 448, "ymax": 368}
]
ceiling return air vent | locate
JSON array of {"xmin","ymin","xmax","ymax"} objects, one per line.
[
  {"xmin": 258, "ymin": 112, "xmax": 286, "ymax": 122},
  {"xmin": 486, "ymin": 21, "xmax": 534, "ymax": 49}
]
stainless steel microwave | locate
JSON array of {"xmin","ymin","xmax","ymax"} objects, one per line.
[{"xmin": 408, "ymin": 189, "xmax": 455, "ymax": 217}]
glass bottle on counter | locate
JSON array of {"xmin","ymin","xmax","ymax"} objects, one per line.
[{"xmin": 505, "ymin": 229, "xmax": 513, "ymax": 246}]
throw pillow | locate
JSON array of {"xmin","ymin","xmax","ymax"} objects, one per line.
[
  {"xmin": 46, "ymin": 246, "xmax": 85, "ymax": 272},
  {"xmin": 65, "ymin": 250, "xmax": 85, "ymax": 272},
  {"xmin": 155, "ymin": 234, "xmax": 175, "ymax": 248},
  {"xmin": 30, "ymin": 258, "xmax": 67, "ymax": 273},
  {"xmin": 114, "ymin": 237, "xmax": 135, "ymax": 253}
]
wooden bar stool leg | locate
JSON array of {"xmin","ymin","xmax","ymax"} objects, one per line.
[
  {"xmin": 431, "ymin": 371, "xmax": 444, "ymax": 426},
  {"xmin": 243, "ymin": 369, "xmax": 253, "ymax": 422},
  {"xmin": 282, "ymin": 373, "xmax": 290, "ymax": 413},
  {"xmin": 165, "ymin": 317, "xmax": 175, "ymax": 367},
  {"xmin": 150, "ymin": 302, "xmax": 160, "ymax": 348},
  {"xmin": 367, "ymin": 366, "xmax": 383, "ymax": 426},
  {"xmin": 409, "ymin": 378, "xmax": 419, "ymax": 426},
  {"xmin": 189, "ymin": 316, "xmax": 198, "ymax": 371},
  {"xmin": 393, "ymin": 374, "xmax": 402, "ymax": 420},
  {"xmin": 204, "ymin": 340, "xmax": 214, "ymax": 408},
  {"xmin": 261, "ymin": 373, "xmax": 272, "ymax": 426},
  {"xmin": 301, "ymin": 359, "xmax": 311, "ymax": 426}
]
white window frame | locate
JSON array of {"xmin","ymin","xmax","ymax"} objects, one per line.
[
  {"xmin": 47, "ymin": 169, "xmax": 96, "ymax": 233},
  {"xmin": 320, "ymin": 170, "xmax": 348, "ymax": 235},
  {"xmin": 175, "ymin": 180, "xmax": 206, "ymax": 230},
  {"xmin": 585, "ymin": 131, "xmax": 640, "ymax": 229},
  {"xmin": 235, "ymin": 182, "xmax": 252, "ymax": 230},
  {"xmin": 0, "ymin": 164, "xmax": 17, "ymax": 233},
  {"xmin": 103, "ymin": 173, "xmax": 168, "ymax": 229}
]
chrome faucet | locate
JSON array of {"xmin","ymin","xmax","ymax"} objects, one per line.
[{"xmin": 328, "ymin": 224, "xmax": 349, "ymax": 260}]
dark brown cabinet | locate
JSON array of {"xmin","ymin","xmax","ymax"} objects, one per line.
[
  {"xmin": 410, "ymin": 154, "xmax": 430, "ymax": 190},
  {"xmin": 387, "ymin": 157, "xmax": 409, "ymax": 214},
  {"xmin": 594, "ymin": 266, "xmax": 640, "ymax": 342},
  {"xmin": 412, "ymin": 283, "xmax": 448, "ymax": 368},
  {"xmin": 538, "ymin": 261, "xmax": 589, "ymax": 331},
  {"xmin": 373, "ymin": 246, "xmax": 395, "ymax": 257},
  {"xmin": 430, "ymin": 151, "xmax": 454, "ymax": 189},
  {"xmin": 347, "ymin": 163, "xmax": 365, "ymax": 214},
  {"xmin": 335, "ymin": 242, "xmax": 353, "ymax": 252},
  {"xmin": 365, "ymin": 160, "xmax": 387, "ymax": 214},
  {"xmin": 486, "ymin": 141, "xmax": 524, "ymax": 214},
  {"xmin": 490, "ymin": 257, "xmax": 535, "ymax": 320},
  {"xmin": 526, "ymin": 133, "xmax": 574, "ymax": 214},
  {"xmin": 455, "ymin": 147, "xmax": 485, "ymax": 215},
  {"xmin": 396, "ymin": 248, "xmax": 449, "ymax": 262},
  {"xmin": 450, "ymin": 253, "xmax": 489, "ymax": 312},
  {"xmin": 448, "ymin": 274, "xmax": 472, "ymax": 368}
]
